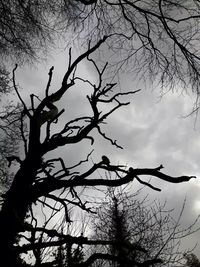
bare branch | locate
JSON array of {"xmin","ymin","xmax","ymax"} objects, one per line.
[
  {"xmin": 12, "ymin": 64, "xmax": 31, "ymax": 118},
  {"xmin": 31, "ymin": 165, "xmax": 195, "ymax": 200},
  {"xmin": 45, "ymin": 66, "xmax": 54, "ymax": 97}
]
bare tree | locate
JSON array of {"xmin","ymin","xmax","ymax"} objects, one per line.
[
  {"xmin": 2, "ymin": 1, "xmax": 200, "ymax": 100},
  {"xmin": 2, "ymin": 1, "xmax": 200, "ymax": 111},
  {"xmin": 53, "ymin": 226, "xmax": 85, "ymax": 267},
  {"xmin": 91, "ymin": 188, "xmax": 199, "ymax": 267},
  {"xmin": 0, "ymin": 65, "xmax": 23, "ymax": 194},
  {"xmin": 0, "ymin": 38, "xmax": 195, "ymax": 267},
  {"xmin": 0, "ymin": 0, "xmax": 54, "ymax": 63},
  {"xmin": 59, "ymin": 0, "xmax": 200, "ymax": 110},
  {"xmin": 0, "ymin": 0, "xmax": 57, "ymax": 192},
  {"xmin": 184, "ymin": 253, "xmax": 200, "ymax": 267}
]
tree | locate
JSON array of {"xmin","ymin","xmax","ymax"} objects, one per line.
[
  {"xmin": 91, "ymin": 188, "xmax": 199, "ymax": 267},
  {"xmin": 0, "ymin": 3, "xmax": 200, "ymax": 265},
  {"xmin": 59, "ymin": 0, "xmax": 200, "ymax": 111},
  {"xmin": 54, "ymin": 239, "xmax": 84, "ymax": 267},
  {"xmin": 0, "ymin": 0, "xmax": 53, "ymax": 63},
  {"xmin": 2, "ymin": 1, "xmax": 200, "ymax": 105},
  {"xmin": 0, "ymin": 37, "xmax": 195, "ymax": 267},
  {"xmin": 0, "ymin": 65, "xmax": 23, "ymax": 194},
  {"xmin": 184, "ymin": 253, "xmax": 200, "ymax": 267},
  {"xmin": 53, "ymin": 224, "xmax": 85, "ymax": 267}
]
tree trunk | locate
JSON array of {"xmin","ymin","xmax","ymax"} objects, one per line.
[{"xmin": 0, "ymin": 149, "xmax": 42, "ymax": 266}]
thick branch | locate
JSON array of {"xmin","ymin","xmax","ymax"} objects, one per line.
[
  {"xmin": 31, "ymin": 165, "xmax": 195, "ymax": 200},
  {"xmin": 17, "ymin": 229, "xmax": 146, "ymax": 254}
]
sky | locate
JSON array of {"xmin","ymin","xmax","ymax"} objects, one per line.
[{"xmin": 13, "ymin": 42, "xmax": 200, "ymax": 259}]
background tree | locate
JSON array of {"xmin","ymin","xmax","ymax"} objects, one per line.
[
  {"xmin": 0, "ymin": 65, "xmax": 23, "ymax": 194},
  {"xmin": 91, "ymin": 187, "xmax": 199, "ymax": 267},
  {"xmin": 2, "ymin": 1, "xmax": 200, "ymax": 106},
  {"xmin": 54, "ymin": 239, "xmax": 84, "ymax": 267},
  {"xmin": 0, "ymin": 0, "xmax": 54, "ymax": 63},
  {"xmin": 63, "ymin": 0, "xmax": 200, "ymax": 109},
  {"xmin": 184, "ymin": 253, "xmax": 200, "ymax": 267}
]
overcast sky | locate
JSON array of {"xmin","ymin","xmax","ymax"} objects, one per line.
[{"xmin": 14, "ymin": 43, "xmax": 200, "ymax": 258}]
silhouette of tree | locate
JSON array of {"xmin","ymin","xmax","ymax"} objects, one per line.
[
  {"xmin": 0, "ymin": 0, "xmax": 53, "ymax": 63},
  {"xmin": 53, "ymin": 225, "xmax": 85, "ymax": 267},
  {"xmin": 0, "ymin": 2, "xmax": 200, "ymax": 266},
  {"xmin": 91, "ymin": 188, "xmax": 199, "ymax": 267},
  {"xmin": 0, "ymin": 38, "xmax": 195, "ymax": 267},
  {"xmin": 0, "ymin": 65, "xmax": 23, "ymax": 194},
  {"xmin": 54, "ymin": 241, "xmax": 84, "ymax": 267},
  {"xmin": 1, "ymin": 1, "xmax": 200, "ymax": 104},
  {"xmin": 184, "ymin": 253, "xmax": 200, "ymax": 267},
  {"xmin": 61, "ymin": 0, "xmax": 200, "ymax": 108}
]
